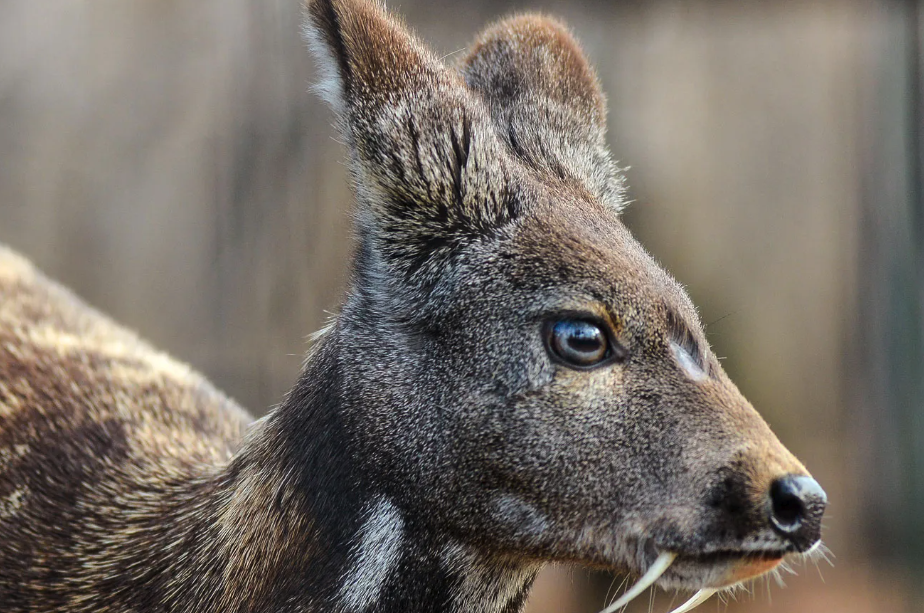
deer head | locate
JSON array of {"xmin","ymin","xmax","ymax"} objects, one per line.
[{"xmin": 301, "ymin": 1, "xmax": 826, "ymax": 610}]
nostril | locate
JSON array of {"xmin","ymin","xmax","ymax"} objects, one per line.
[
  {"xmin": 769, "ymin": 475, "xmax": 826, "ymax": 536},
  {"xmin": 770, "ymin": 481, "xmax": 804, "ymax": 532}
]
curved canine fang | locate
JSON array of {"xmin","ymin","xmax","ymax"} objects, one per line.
[
  {"xmin": 667, "ymin": 588, "xmax": 718, "ymax": 613},
  {"xmin": 599, "ymin": 551, "xmax": 677, "ymax": 613}
]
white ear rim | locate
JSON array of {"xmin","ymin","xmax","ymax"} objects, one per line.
[{"xmin": 302, "ymin": 15, "xmax": 347, "ymax": 117}]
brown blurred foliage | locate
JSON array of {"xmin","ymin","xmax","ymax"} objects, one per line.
[{"xmin": 0, "ymin": 0, "xmax": 921, "ymax": 611}]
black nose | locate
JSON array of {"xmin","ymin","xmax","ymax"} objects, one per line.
[{"xmin": 769, "ymin": 475, "xmax": 827, "ymax": 548}]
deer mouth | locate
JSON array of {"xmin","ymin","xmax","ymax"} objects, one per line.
[
  {"xmin": 597, "ymin": 548, "xmax": 789, "ymax": 613},
  {"xmin": 671, "ymin": 549, "xmax": 785, "ymax": 585},
  {"xmin": 654, "ymin": 546, "xmax": 790, "ymax": 594}
]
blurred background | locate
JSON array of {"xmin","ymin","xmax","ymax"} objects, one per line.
[{"xmin": 0, "ymin": 0, "xmax": 921, "ymax": 611}]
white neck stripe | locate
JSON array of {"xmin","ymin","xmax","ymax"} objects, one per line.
[{"xmin": 339, "ymin": 497, "xmax": 405, "ymax": 612}]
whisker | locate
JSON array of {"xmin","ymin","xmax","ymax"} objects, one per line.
[
  {"xmin": 706, "ymin": 311, "xmax": 736, "ymax": 328},
  {"xmin": 605, "ymin": 573, "xmax": 630, "ymax": 607},
  {"xmin": 815, "ymin": 543, "xmax": 835, "ymax": 567},
  {"xmin": 666, "ymin": 590, "xmax": 679, "ymax": 612},
  {"xmin": 800, "ymin": 540, "xmax": 834, "ymax": 580},
  {"xmin": 665, "ymin": 588, "xmax": 718, "ymax": 613},
  {"xmin": 764, "ymin": 573, "xmax": 773, "ymax": 606},
  {"xmin": 719, "ymin": 581, "xmax": 747, "ymax": 605},
  {"xmin": 438, "ymin": 47, "xmax": 467, "ymax": 61},
  {"xmin": 806, "ymin": 555, "xmax": 827, "ymax": 584},
  {"xmin": 598, "ymin": 552, "xmax": 677, "ymax": 613},
  {"xmin": 772, "ymin": 566, "xmax": 786, "ymax": 588}
]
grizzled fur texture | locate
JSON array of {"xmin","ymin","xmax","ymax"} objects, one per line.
[{"xmin": 0, "ymin": 1, "xmax": 825, "ymax": 612}]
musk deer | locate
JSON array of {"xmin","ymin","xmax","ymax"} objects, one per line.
[{"xmin": 0, "ymin": 0, "xmax": 827, "ymax": 611}]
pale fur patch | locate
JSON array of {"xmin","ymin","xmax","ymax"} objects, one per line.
[
  {"xmin": 302, "ymin": 16, "xmax": 347, "ymax": 118},
  {"xmin": 0, "ymin": 487, "xmax": 27, "ymax": 519},
  {"xmin": 671, "ymin": 341, "xmax": 707, "ymax": 382},
  {"xmin": 491, "ymin": 494, "xmax": 549, "ymax": 539},
  {"xmin": 339, "ymin": 497, "xmax": 405, "ymax": 612},
  {"xmin": 0, "ymin": 381, "xmax": 23, "ymax": 417},
  {"xmin": 440, "ymin": 541, "xmax": 540, "ymax": 613},
  {"xmin": 0, "ymin": 444, "xmax": 31, "ymax": 470}
]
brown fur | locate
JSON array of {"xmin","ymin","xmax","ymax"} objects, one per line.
[
  {"xmin": 0, "ymin": 1, "xmax": 825, "ymax": 611},
  {"xmin": 0, "ymin": 248, "xmax": 333, "ymax": 612}
]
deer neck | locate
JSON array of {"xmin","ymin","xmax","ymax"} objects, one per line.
[
  {"xmin": 200, "ymin": 328, "xmax": 539, "ymax": 613},
  {"xmin": 330, "ymin": 496, "xmax": 539, "ymax": 613}
]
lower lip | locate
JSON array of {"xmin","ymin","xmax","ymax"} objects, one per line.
[{"xmin": 714, "ymin": 556, "xmax": 784, "ymax": 586}]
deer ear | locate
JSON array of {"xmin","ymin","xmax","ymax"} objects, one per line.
[
  {"xmin": 304, "ymin": 0, "xmax": 429, "ymax": 117},
  {"xmin": 304, "ymin": 0, "xmax": 518, "ymax": 283},
  {"xmin": 461, "ymin": 15, "xmax": 625, "ymax": 209}
]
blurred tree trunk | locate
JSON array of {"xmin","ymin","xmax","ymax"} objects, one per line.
[{"xmin": 857, "ymin": 0, "xmax": 924, "ymax": 598}]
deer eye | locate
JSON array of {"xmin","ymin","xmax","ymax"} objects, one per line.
[{"xmin": 546, "ymin": 319, "xmax": 619, "ymax": 368}]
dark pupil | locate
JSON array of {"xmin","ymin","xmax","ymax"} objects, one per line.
[{"xmin": 553, "ymin": 320, "xmax": 607, "ymax": 364}]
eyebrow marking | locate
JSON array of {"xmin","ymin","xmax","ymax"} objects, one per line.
[
  {"xmin": 666, "ymin": 310, "xmax": 708, "ymax": 381},
  {"xmin": 671, "ymin": 341, "xmax": 707, "ymax": 381}
]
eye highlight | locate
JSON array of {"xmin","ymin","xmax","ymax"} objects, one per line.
[{"xmin": 545, "ymin": 318, "xmax": 624, "ymax": 369}]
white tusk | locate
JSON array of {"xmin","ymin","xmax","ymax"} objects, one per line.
[
  {"xmin": 666, "ymin": 588, "xmax": 718, "ymax": 613},
  {"xmin": 599, "ymin": 551, "xmax": 677, "ymax": 613}
]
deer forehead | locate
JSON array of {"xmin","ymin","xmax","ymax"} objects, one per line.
[{"xmin": 495, "ymin": 210, "xmax": 701, "ymax": 320}]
